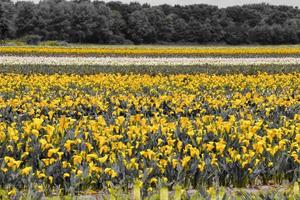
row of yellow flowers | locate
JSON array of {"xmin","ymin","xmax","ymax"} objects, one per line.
[
  {"xmin": 0, "ymin": 73, "xmax": 300, "ymax": 196},
  {"xmin": 2, "ymin": 46, "xmax": 300, "ymax": 56}
]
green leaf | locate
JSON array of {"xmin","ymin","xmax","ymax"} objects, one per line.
[
  {"xmin": 160, "ymin": 187, "xmax": 168, "ymax": 200},
  {"xmin": 293, "ymin": 182, "xmax": 300, "ymax": 195}
]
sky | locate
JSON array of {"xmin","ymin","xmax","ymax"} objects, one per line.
[{"xmin": 13, "ymin": 0, "xmax": 300, "ymax": 7}]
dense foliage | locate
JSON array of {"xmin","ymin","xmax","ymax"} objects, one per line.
[
  {"xmin": 0, "ymin": 73, "xmax": 300, "ymax": 198},
  {"xmin": 1, "ymin": 0, "xmax": 300, "ymax": 44}
]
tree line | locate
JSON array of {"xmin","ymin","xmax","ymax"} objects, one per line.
[{"xmin": 1, "ymin": 0, "xmax": 300, "ymax": 45}]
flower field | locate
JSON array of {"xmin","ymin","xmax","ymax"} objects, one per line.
[
  {"xmin": 2, "ymin": 56, "xmax": 300, "ymax": 66},
  {"xmin": 0, "ymin": 45, "xmax": 300, "ymax": 199},
  {"xmin": 0, "ymin": 73, "xmax": 300, "ymax": 198},
  {"xmin": 2, "ymin": 46, "xmax": 300, "ymax": 56}
]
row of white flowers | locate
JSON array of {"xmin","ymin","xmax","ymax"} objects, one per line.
[{"xmin": 1, "ymin": 56, "xmax": 300, "ymax": 66}]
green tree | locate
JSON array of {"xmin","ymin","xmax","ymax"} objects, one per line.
[
  {"xmin": 15, "ymin": 1, "xmax": 37, "ymax": 37},
  {"xmin": 0, "ymin": 0, "xmax": 15, "ymax": 39},
  {"xmin": 127, "ymin": 10, "xmax": 155, "ymax": 44}
]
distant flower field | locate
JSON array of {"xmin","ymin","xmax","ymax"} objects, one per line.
[
  {"xmin": 0, "ymin": 73, "xmax": 300, "ymax": 197},
  {"xmin": 2, "ymin": 46, "xmax": 300, "ymax": 56},
  {"xmin": 2, "ymin": 56, "xmax": 300, "ymax": 66}
]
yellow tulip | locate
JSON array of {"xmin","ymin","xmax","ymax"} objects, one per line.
[
  {"xmin": 73, "ymin": 155, "xmax": 83, "ymax": 165},
  {"xmin": 33, "ymin": 118, "xmax": 44, "ymax": 130},
  {"xmin": 181, "ymin": 156, "xmax": 191, "ymax": 168},
  {"xmin": 47, "ymin": 147, "xmax": 60, "ymax": 157},
  {"xmin": 98, "ymin": 155, "xmax": 108, "ymax": 163},
  {"xmin": 20, "ymin": 167, "xmax": 32, "ymax": 176},
  {"xmin": 104, "ymin": 168, "xmax": 118, "ymax": 178}
]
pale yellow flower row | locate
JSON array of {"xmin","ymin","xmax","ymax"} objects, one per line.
[{"xmin": 2, "ymin": 46, "xmax": 300, "ymax": 55}]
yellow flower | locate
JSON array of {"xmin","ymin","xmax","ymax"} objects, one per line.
[
  {"xmin": 89, "ymin": 162, "xmax": 103, "ymax": 173},
  {"xmin": 49, "ymin": 176, "xmax": 53, "ymax": 184},
  {"xmin": 196, "ymin": 136, "xmax": 202, "ymax": 145},
  {"xmin": 21, "ymin": 152, "xmax": 29, "ymax": 160},
  {"xmin": 253, "ymin": 140, "xmax": 265, "ymax": 154},
  {"xmin": 33, "ymin": 118, "xmax": 44, "ymax": 130},
  {"xmin": 177, "ymin": 140, "xmax": 183, "ymax": 151},
  {"xmin": 198, "ymin": 162, "xmax": 205, "ymax": 172},
  {"xmin": 181, "ymin": 156, "xmax": 191, "ymax": 168},
  {"xmin": 64, "ymin": 140, "xmax": 74, "ymax": 152},
  {"xmin": 86, "ymin": 153, "xmax": 98, "ymax": 162},
  {"xmin": 104, "ymin": 168, "xmax": 118, "ymax": 178},
  {"xmin": 291, "ymin": 151, "xmax": 300, "ymax": 164},
  {"xmin": 37, "ymin": 185, "xmax": 44, "ymax": 192},
  {"xmin": 4, "ymin": 156, "xmax": 22, "ymax": 169},
  {"xmin": 135, "ymin": 179, "xmax": 143, "ymax": 188},
  {"xmin": 98, "ymin": 155, "xmax": 108, "ymax": 163},
  {"xmin": 8, "ymin": 188, "xmax": 17, "ymax": 196},
  {"xmin": 36, "ymin": 171, "xmax": 46, "ymax": 179},
  {"xmin": 7, "ymin": 127, "xmax": 18, "ymax": 142},
  {"xmin": 205, "ymin": 142, "xmax": 214, "ymax": 151},
  {"xmin": 140, "ymin": 149, "xmax": 155, "ymax": 160},
  {"xmin": 296, "ymin": 134, "xmax": 300, "ymax": 144},
  {"xmin": 149, "ymin": 178, "xmax": 158, "ymax": 184},
  {"xmin": 62, "ymin": 161, "xmax": 70, "ymax": 168},
  {"xmin": 216, "ymin": 140, "xmax": 226, "ymax": 152},
  {"xmin": 64, "ymin": 173, "xmax": 70, "ymax": 178},
  {"xmin": 77, "ymin": 170, "xmax": 83, "ymax": 176},
  {"xmin": 20, "ymin": 167, "xmax": 32, "ymax": 176},
  {"xmin": 1, "ymin": 168, "xmax": 8, "ymax": 173},
  {"xmin": 211, "ymin": 154, "xmax": 218, "ymax": 167},
  {"xmin": 48, "ymin": 111, "xmax": 54, "ymax": 120},
  {"xmin": 85, "ymin": 142, "xmax": 94, "ymax": 152},
  {"xmin": 39, "ymin": 138, "xmax": 52, "ymax": 151},
  {"xmin": 268, "ymin": 162, "xmax": 273, "ymax": 167},
  {"xmin": 44, "ymin": 125, "xmax": 55, "ymax": 138},
  {"xmin": 248, "ymin": 168, "xmax": 253, "ymax": 174},
  {"xmin": 4, "ymin": 156, "xmax": 14, "ymax": 165},
  {"xmin": 73, "ymin": 155, "xmax": 83, "ymax": 165},
  {"xmin": 162, "ymin": 177, "xmax": 168, "ymax": 183},
  {"xmin": 31, "ymin": 129, "xmax": 39, "ymax": 137},
  {"xmin": 187, "ymin": 130, "xmax": 194, "ymax": 137},
  {"xmin": 189, "ymin": 147, "xmax": 199, "ymax": 157},
  {"xmin": 47, "ymin": 147, "xmax": 60, "ymax": 157},
  {"xmin": 172, "ymin": 159, "xmax": 178, "ymax": 168},
  {"xmin": 57, "ymin": 152, "xmax": 64, "ymax": 159}
]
